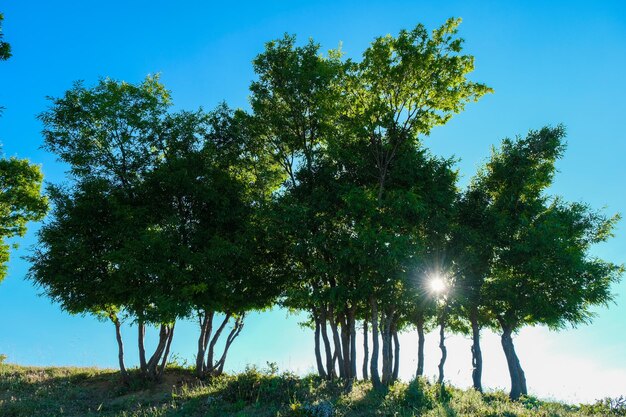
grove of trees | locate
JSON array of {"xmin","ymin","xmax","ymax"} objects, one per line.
[{"xmin": 11, "ymin": 18, "xmax": 621, "ymax": 399}]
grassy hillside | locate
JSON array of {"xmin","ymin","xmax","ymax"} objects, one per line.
[{"xmin": 0, "ymin": 362, "xmax": 621, "ymax": 417}]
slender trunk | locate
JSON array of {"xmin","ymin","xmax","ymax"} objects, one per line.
[
  {"xmin": 369, "ymin": 298, "xmax": 381, "ymax": 389},
  {"xmin": 196, "ymin": 316, "xmax": 206, "ymax": 375},
  {"xmin": 314, "ymin": 313, "xmax": 327, "ymax": 378},
  {"xmin": 319, "ymin": 308, "xmax": 334, "ymax": 379},
  {"xmin": 416, "ymin": 315, "xmax": 425, "ymax": 378},
  {"xmin": 158, "ymin": 323, "xmax": 175, "ymax": 378},
  {"xmin": 380, "ymin": 309, "xmax": 389, "ymax": 384},
  {"xmin": 500, "ymin": 324, "xmax": 527, "ymax": 400},
  {"xmin": 362, "ymin": 320, "xmax": 369, "ymax": 380},
  {"xmin": 110, "ymin": 314, "xmax": 128, "ymax": 382},
  {"xmin": 146, "ymin": 324, "xmax": 170, "ymax": 378},
  {"xmin": 329, "ymin": 313, "xmax": 344, "ymax": 378},
  {"xmin": 206, "ymin": 313, "xmax": 231, "ymax": 373},
  {"xmin": 138, "ymin": 319, "xmax": 146, "ymax": 372},
  {"xmin": 340, "ymin": 313, "xmax": 350, "ymax": 379},
  {"xmin": 470, "ymin": 311, "xmax": 483, "ymax": 392},
  {"xmin": 392, "ymin": 324, "xmax": 400, "ymax": 382},
  {"xmin": 196, "ymin": 310, "xmax": 214, "ymax": 376},
  {"xmin": 437, "ymin": 313, "xmax": 447, "ymax": 384},
  {"xmin": 214, "ymin": 314, "xmax": 245, "ymax": 375},
  {"xmin": 381, "ymin": 310, "xmax": 394, "ymax": 385},
  {"xmin": 349, "ymin": 309, "xmax": 357, "ymax": 380}
]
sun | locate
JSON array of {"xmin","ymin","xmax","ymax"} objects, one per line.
[{"xmin": 429, "ymin": 275, "xmax": 447, "ymax": 294}]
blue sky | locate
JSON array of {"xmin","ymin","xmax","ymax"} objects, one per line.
[{"xmin": 1, "ymin": 0, "xmax": 625, "ymax": 403}]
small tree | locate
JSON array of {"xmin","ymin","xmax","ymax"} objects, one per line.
[
  {"xmin": 476, "ymin": 126, "xmax": 623, "ymax": 399},
  {"xmin": 32, "ymin": 77, "xmax": 282, "ymax": 381},
  {"xmin": 139, "ymin": 106, "xmax": 282, "ymax": 378},
  {"xmin": 31, "ymin": 76, "xmax": 177, "ymax": 381}
]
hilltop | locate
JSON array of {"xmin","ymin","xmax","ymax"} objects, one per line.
[{"xmin": 0, "ymin": 362, "xmax": 621, "ymax": 417}]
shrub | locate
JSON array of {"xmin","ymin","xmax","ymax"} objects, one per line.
[
  {"xmin": 218, "ymin": 365, "xmax": 301, "ymax": 405},
  {"xmin": 409, "ymin": 378, "xmax": 434, "ymax": 409},
  {"xmin": 580, "ymin": 396, "xmax": 626, "ymax": 416},
  {"xmin": 388, "ymin": 377, "xmax": 436, "ymax": 412}
]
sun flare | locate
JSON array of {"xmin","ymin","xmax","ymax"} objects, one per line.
[{"xmin": 429, "ymin": 275, "xmax": 447, "ymax": 294}]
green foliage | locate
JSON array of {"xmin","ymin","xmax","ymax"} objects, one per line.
[
  {"xmin": 31, "ymin": 77, "xmax": 282, "ymax": 379},
  {"xmin": 0, "ymin": 156, "xmax": 48, "ymax": 283},
  {"xmin": 383, "ymin": 377, "xmax": 436, "ymax": 412},
  {"xmin": 0, "ymin": 13, "xmax": 10, "ymax": 61},
  {"xmin": 345, "ymin": 17, "xmax": 492, "ymax": 146},
  {"xmin": 451, "ymin": 126, "xmax": 624, "ymax": 399},
  {"xmin": 477, "ymin": 126, "xmax": 623, "ymax": 332},
  {"xmin": 39, "ymin": 75, "xmax": 170, "ymax": 184},
  {"xmin": 250, "ymin": 23, "xmax": 485, "ymax": 385}
]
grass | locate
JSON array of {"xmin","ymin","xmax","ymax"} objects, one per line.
[{"xmin": 0, "ymin": 361, "xmax": 622, "ymax": 417}]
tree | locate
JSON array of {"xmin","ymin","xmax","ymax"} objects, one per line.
[
  {"xmin": 338, "ymin": 17, "xmax": 490, "ymax": 389},
  {"xmin": 250, "ymin": 18, "xmax": 490, "ymax": 389},
  {"xmin": 31, "ymin": 76, "xmax": 178, "ymax": 381},
  {"xmin": 0, "ymin": 157, "xmax": 48, "ymax": 282},
  {"xmin": 475, "ymin": 126, "xmax": 623, "ymax": 399},
  {"xmin": 0, "ymin": 13, "xmax": 11, "ymax": 61},
  {"xmin": 31, "ymin": 77, "xmax": 282, "ymax": 381},
  {"xmin": 449, "ymin": 186, "xmax": 498, "ymax": 392},
  {"xmin": 250, "ymin": 33, "xmax": 354, "ymax": 383},
  {"xmin": 29, "ymin": 179, "xmax": 132, "ymax": 378},
  {"xmin": 139, "ymin": 106, "xmax": 282, "ymax": 378}
]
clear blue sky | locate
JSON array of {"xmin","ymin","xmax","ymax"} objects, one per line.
[{"xmin": 1, "ymin": 0, "xmax": 625, "ymax": 403}]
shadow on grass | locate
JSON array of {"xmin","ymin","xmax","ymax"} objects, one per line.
[{"xmin": 0, "ymin": 364, "xmax": 199, "ymax": 417}]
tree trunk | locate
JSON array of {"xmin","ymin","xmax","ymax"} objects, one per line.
[
  {"xmin": 196, "ymin": 310, "xmax": 214, "ymax": 376},
  {"xmin": 501, "ymin": 325, "xmax": 527, "ymax": 400},
  {"xmin": 319, "ymin": 308, "xmax": 334, "ymax": 379},
  {"xmin": 392, "ymin": 324, "xmax": 400, "ymax": 382},
  {"xmin": 314, "ymin": 313, "xmax": 327, "ymax": 378},
  {"xmin": 362, "ymin": 320, "xmax": 369, "ymax": 380},
  {"xmin": 470, "ymin": 311, "xmax": 483, "ymax": 392},
  {"xmin": 329, "ymin": 312, "xmax": 345, "ymax": 378},
  {"xmin": 340, "ymin": 313, "xmax": 351, "ymax": 379},
  {"xmin": 437, "ymin": 314, "xmax": 447, "ymax": 384},
  {"xmin": 381, "ymin": 309, "xmax": 389, "ymax": 384},
  {"xmin": 381, "ymin": 309, "xmax": 394, "ymax": 385},
  {"xmin": 146, "ymin": 324, "xmax": 172, "ymax": 380},
  {"xmin": 110, "ymin": 314, "xmax": 128, "ymax": 382},
  {"xmin": 416, "ymin": 314, "xmax": 425, "ymax": 378},
  {"xmin": 214, "ymin": 314, "xmax": 245, "ymax": 375},
  {"xmin": 349, "ymin": 308, "xmax": 357, "ymax": 380},
  {"xmin": 206, "ymin": 313, "xmax": 231, "ymax": 373},
  {"xmin": 138, "ymin": 319, "xmax": 147, "ymax": 373},
  {"xmin": 369, "ymin": 298, "xmax": 382, "ymax": 389},
  {"xmin": 158, "ymin": 323, "xmax": 175, "ymax": 378}
]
